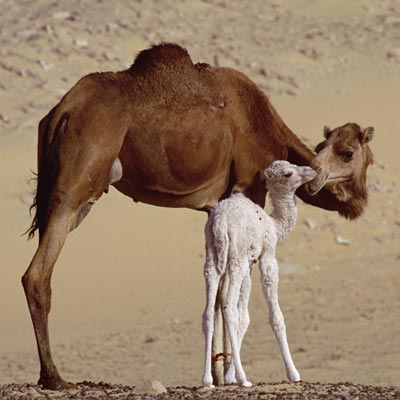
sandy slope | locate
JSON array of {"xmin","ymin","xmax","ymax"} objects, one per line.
[{"xmin": 0, "ymin": 0, "xmax": 399, "ymax": 392}]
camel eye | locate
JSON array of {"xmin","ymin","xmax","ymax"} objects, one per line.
[
  {"xmin": 283, "ymin": 172, "xmax": 293, "ymax": 177},
  {"xmin": 343, "ymin": 151, "xmax": 353, "ymax": 160}
]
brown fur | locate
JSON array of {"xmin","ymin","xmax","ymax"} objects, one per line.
[{"xmin": 23, "ymin": 43, "xmax": 374, "ymax": 389}]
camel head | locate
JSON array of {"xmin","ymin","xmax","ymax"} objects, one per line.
[
  {"xmin": 307, "ymin": 123, "xmax": 374, "ymax": 219},
  {"xmin": 265, "ymin": 160, "xmax": 317, "ymax": 193}
]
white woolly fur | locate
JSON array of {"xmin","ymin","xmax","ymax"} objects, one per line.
[{"xmin": 202, "ymin": 160, "xmax": 316, "ymax": 387}]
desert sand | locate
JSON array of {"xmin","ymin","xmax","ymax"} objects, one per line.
[{"xmin": 0, "ymin": 0, "xmax": 399, "ymax": 398}]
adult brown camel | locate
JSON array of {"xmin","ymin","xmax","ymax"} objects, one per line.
[{"xmin": 22, "ymin": 43, "xmax": 374, "ymax": 390}]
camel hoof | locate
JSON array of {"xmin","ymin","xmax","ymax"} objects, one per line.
[{"xmin": 38, "ymin": 376, "xmax": 76, "ymax": 390}]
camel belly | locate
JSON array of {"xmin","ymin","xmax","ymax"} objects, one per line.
[
  {"xmin": 113, "ymin": 172, "xmax": 229, "ymax": 210},
  {"xmin": 113, "ymin": 123, "xmax": 233, "ymax": 209}
]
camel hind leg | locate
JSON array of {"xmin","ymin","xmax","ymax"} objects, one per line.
[
  {"xmin": 22, "ymin": 206, "xmax": 77, "ymax": 389},
  {"xmin": 23, "ymin": 121, "xmax": 124, "ymax": 389}
]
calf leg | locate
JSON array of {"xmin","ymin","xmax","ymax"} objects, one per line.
[
  {"xmin": 223, "ymin": 264, "xmax": 252, "ymax": 387},
  {"xmin": 260, "ymin": 257, "xmax": 300, "ymax": 382},
  {"xmin": 224, "ymin": 271, "xmax": 251, "ymax": 384},
  {"xmin": 202, "ymin": 252, "xmax": 221, "ymax": 387}
]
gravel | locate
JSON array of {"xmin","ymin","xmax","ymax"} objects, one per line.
[{"xmin": 1, "ymin": 381, "xmax": 399, "ymax": 400}]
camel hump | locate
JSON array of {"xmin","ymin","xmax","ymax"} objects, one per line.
[{"xmin": 129, "ymin": 43, "xmax": 194, "ymax": 74}]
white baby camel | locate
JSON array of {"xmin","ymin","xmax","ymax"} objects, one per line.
[{"xmin": 202, "ymin": 160, "xmax": 317, "ymax": 387}]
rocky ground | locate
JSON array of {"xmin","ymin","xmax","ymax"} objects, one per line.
[
  {"xmin": 1, "ymin": 381, "xmax": 400, "ymax": 400},
  {"xmin": 1, "ymin": 0, "xmax": 399, "ymax": 398}
]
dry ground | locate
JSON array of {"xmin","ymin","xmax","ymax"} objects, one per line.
[{"xmin": 0, "ymin": 0, "xmax": 399, "ymax": 397}]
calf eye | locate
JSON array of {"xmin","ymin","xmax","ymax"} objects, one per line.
[
  {"xmin": 343, "ymin": 151, "xmax": 353, "ymax": 160},
  {"xmin": 283, "ymin": 172, "xmax": 293, "ymax": 177}
]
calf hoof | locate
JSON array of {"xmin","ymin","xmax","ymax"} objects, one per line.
[
  {"xmin": 202, "ymin": 383, "xmax": 215, "ymax": 389},
  {"xmin": 240, "ymin": 380, "xmax": 253, "ymax": 387},
  {"xmin": 201, "ymin": 375, "xmax": 215, "ymax": 389},
  {"xmin": 288, "ymin": 369, "xmax": 301, "ymax": 383},
  {"xmin": 224, "ymin": 372, "xmax": 237, "ymax": 385}
]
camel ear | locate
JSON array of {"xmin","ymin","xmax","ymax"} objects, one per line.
[
  {"xmin": 360, "ymin": 127, "xmax": 374, "ymax": 144},
  {"xmin": 323, "ymin": 125, "xmax": 331, "ymax": 139}
]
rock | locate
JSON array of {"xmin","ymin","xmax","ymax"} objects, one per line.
[
  {"xmin": 38, "ymin": 59, "xmax": 54, "ymax": 71},
  {"xmin": 304, "ymin": 218, "xmax": 317, "ymax": 230},
  {"xmin": 0, "ymin": 113, "xmax": 11, "ymax": 124},
  {"xmin": 335, "ymin": 235, "xmax": 351, "ymax": 246},
  {"xmin": 15, "ymin": 29, "xmax": 38, "ymax": 39},
  {"xmin": 259, "ymin": 67, "xmax": 269, "ymax": 77},
  {"xmin": 384, "ymin": 16, "xmax": 400, "ymax": 27},
  {"xmin": 370, "ymin": 183, "xmax": 387, "ymax": 192},
  {"xmin": 130, "ymin": 380, "xmax": 167, "ymax": 396},
  {"xmin": 376, "ymin": 160, "xmax": 387, "ymax": 170},
  {"xmin": 331, "ymin": 392, "xmax": 352, "ymax": 400},
  {"xmin": 75, "ymin": 38, "xmax": 89, "ymax": 48},
  {"xmin": 197, "ymin": 385, "xmax": 216, "ymax": 392},
  {"xmin": 52, "ymin": 11, "xmax": 72, "ymax": 20},
  {"xmin": 144, "ymin": 335, "xmax": 158, "ymax": 344},
  {"xmin": 387, "ymin": 48, "xmax": 400, "ymax": 60}
]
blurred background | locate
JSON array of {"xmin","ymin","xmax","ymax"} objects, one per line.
[{"xmin": 0, "ymin": 0, "xmax": 399, "ymax": 387}]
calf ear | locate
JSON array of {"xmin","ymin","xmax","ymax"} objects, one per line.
[
  {"xmin": 360, "ymin": 127, "xmax": 374, "ymax": 144},
  {"xmin": 323, "ymin": 125, "xmax": 331, "ymax": 139}
]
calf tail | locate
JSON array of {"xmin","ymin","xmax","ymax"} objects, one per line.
[{"xmin": 212, "ymin": 214, "xmax": 229, "ymax": 275}]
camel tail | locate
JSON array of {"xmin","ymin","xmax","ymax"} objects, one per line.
[
  {"xmin": 26, "ymin": 111, "xmax": 69, "ymax": 240},
  {"xmin": 212, "ymin": 214, "xmax": 229, "ymax": 275}
]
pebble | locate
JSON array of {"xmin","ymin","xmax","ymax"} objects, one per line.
[
  {"xmin": 335, "ymin": 235, "xmax": 351, "ymax": 246},
  {"xmin": 130, "ymin": 380, "xmax": 167, "ymax": 396},
  {"xmin": 15, "ymin": 29, "xmax": 38, "ymax": 38},
  {"xmin": 52, "ymin": 11, "xmax": 72, "ymax": 20},
  {"xmin": 376, "ymin": 160, "xmax": 387, "ymax": 170},
  {"xmin": 0, "ymin": 113, "xmax": 11, "ymax": 124},
  {"xmin": 74, "ymin": 38, "xmax": 89, "ymax": 48},
  {"xmin": 38, "ymin": 59, "xmax": 54, "ymax": 71},
  {"xmin": 387, "ymin": 47, "xmax": 400, "ymax": 60},
  {"xmin": 304, "ymin": 218, "xmax": 317, "ymax": 230}
]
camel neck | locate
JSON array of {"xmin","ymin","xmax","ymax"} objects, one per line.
[
  {"xmin": 284, "ymin": 126, "xmax": 315, "ymax": 166},
  {"xmin": 268, "ymin": 188, "xmax": 298, "ymax": 241}
]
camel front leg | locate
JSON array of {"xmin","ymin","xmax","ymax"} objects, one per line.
[
  {"xmin": 22, "ymin": 210, "xmax": 76, "ymax": 390},
  {"xmin": 259, "ymin": 256, "xmax": 300, "ymax": 382}
]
